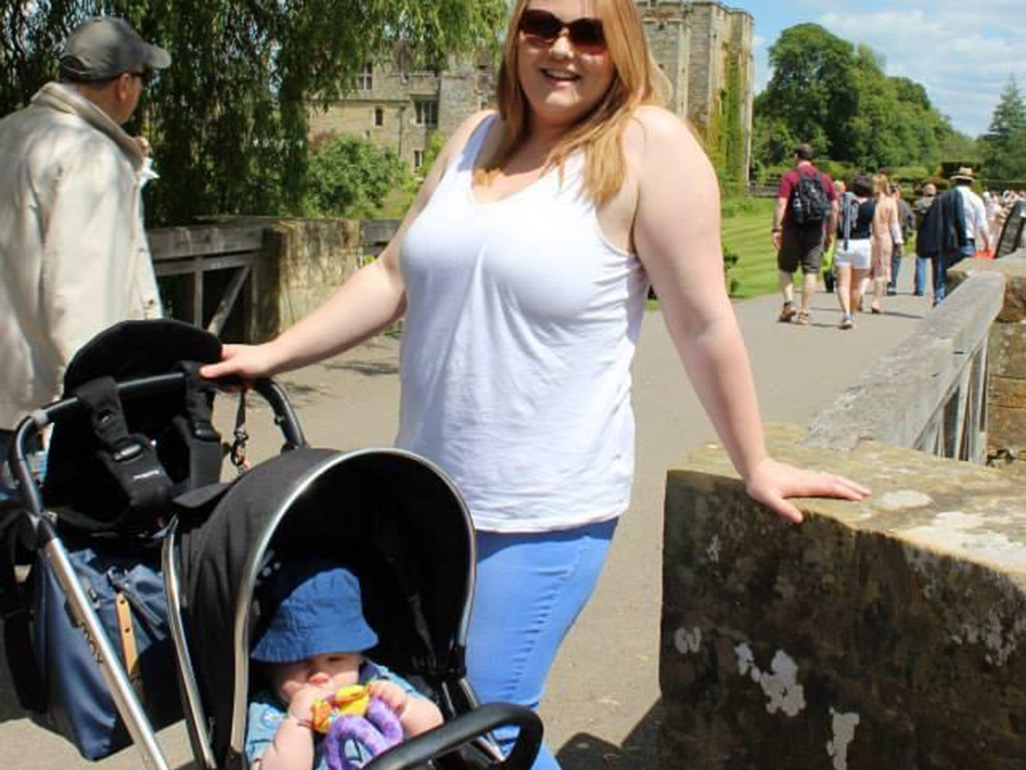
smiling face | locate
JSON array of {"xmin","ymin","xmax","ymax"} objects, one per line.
[
  {"xmin": 272, "ymin": 652, "xmax": 362, "ymax": 704},
  {"xmin": 515, "ymin": 0, "xmax": 616, "ymax": 131}
]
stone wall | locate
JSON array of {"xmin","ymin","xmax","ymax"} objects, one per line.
[
  {"xmin": 661, "ymin": 425, "xmax": 1026, "ymax": 770},
  {"xmin": 253, "ymin": 218, "xmax": 363, "ymax": 341},
  {"xmin": 309, "ymin": 56, "xmax": 493, "ymax": 170},
  {"xmin": 312, "ymin": 3, "xmax": 755, "ymax": 177},
  {"xmin": 639, "ymin": 1, "xmax": 755, "ymax": 179}
]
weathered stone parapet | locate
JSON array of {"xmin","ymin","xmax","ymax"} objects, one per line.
[
  {"xmin": 661, "ymin": 425, "xmax": 1026, "ymax": 769},
  {"xmin": 253, "ymin": 217, "xmax": 362, "ymax": 341}
]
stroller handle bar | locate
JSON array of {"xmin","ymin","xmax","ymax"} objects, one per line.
[
  {"xmin": 7, "ymin": 374, "xmax": 307, "ymax": 519},
  {"xmin": 363, "ymin": 702, "xmax": 543, "ymax": 770}
]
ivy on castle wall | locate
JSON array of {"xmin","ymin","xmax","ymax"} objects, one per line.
[{"xmin": 708, "ymin": 47, "xmax": 747, "ymax": 195}]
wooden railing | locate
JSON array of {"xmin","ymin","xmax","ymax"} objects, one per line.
[
  {"xmin": 802, "ymin": 269, "xmax": 1007, "ymax": 463},
  {"xmin": 149, "ymin": 223, "xmax": 265, "ymax": 340}
]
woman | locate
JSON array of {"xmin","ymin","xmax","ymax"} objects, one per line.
[
  {"xmin": 869, "ymin": 173, "xmax": 900, "ymax": 313},
  {"xmin": 833, "ymin": 175, "xmax": 875, "ymax": 329},
  {"xmin": 201, "ymin": 2, "xmax": 869, "ymax": 767}
]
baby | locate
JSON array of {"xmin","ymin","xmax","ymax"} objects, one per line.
[{"xmin": 246, "ymin": 560, "xmax": 443, "ymax": 770}]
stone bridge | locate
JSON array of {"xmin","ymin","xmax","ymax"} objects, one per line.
[{"xmin": 2, "ymin": 226, "xmax": 1025, "ymax": 769}]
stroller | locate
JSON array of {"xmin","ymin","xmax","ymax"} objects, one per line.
[{"xmin": 1, "ymin": 320, "xmax": 541, "ymax": 770}]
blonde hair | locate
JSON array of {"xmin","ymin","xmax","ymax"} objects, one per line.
[
  {"xmin": 873, "ymin": 173, "xmax": 890, "ymax": 198},
  {"xmin": 477, "ymin": 0, "xmax": 670, "ymax": 206}
]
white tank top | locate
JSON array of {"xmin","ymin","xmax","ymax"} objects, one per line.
[{"xmin": 397, "ymin": 116, "xmax": 650, "ymax": 532}]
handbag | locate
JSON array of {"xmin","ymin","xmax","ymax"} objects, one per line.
[{"xmin": 24, "ymin": 540, "xmax": 182, "ymax": 760}]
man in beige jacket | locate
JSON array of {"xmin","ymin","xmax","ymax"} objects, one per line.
[{"xmin": 0, "ymin": 17, "xmax": 170, "ymax": 498}]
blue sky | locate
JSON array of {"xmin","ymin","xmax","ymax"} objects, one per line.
[{"xmin": 742, "ymin": 0, "xmax": 1026, "ymax": 138}]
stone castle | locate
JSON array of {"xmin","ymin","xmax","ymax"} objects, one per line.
[{"xmin": 309, "ymin": 1, "xmax": 754, "ymax": 179}]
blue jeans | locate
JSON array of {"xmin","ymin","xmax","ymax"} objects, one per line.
[
  {"xmin": 934, "ymin": 244, "xmax": 976, "ymax": 304},
  {"xmin": 466, "ymin": 519, "xmax": 618, "ymax": 770},
  {"xmin": 887, "ymin": 244, "xmax": 902, "ymax": 292},
  {"xmin": 913, "ymin": 256, "xmax": 930, "ymax": 295}
]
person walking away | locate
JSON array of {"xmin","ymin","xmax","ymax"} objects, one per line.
[
  {"xmin": 200, "ymin": 3, "xmax": 870, "ymax": 767},
  {"xmin": 912, "ymin": 183, "xmax": 937, "ymax": 296},
  {"xmin": 0, "ymin": 16, "xmax": 169, "ymax": 501},
  {"xmin": 821, "ymin": 179, "xmax": 846, "ymax": 294},
  {"xmin": 950, "ymin": 167, "xmax": 992, "ymax": 258},
  {"xmin": 869, "ymin": 174, "xmax": 900, "ymax": 314},
  {"xmin": 983, "ymin": 191, "xmax": 1000, "ymax": 250},
  {"xmin": 771, "ymin": 143, "xmax": 839, "ymax": 325},
  {"xmin": 917, "ymin": 184, "xmax": 968, "ymax": 305},
  {"xmin": 887, "ymin": 184, "xmax": 914, "ymax": 295},
  {"xmin": 832, "ymin": 175, "xmax": 875, "ymax": 329}
]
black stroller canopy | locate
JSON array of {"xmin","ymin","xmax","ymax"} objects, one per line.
[{"xmin": 174, "ymin": 447, "xmax": 476, "ymax": 763}]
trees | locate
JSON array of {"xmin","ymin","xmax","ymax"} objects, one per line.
[
  {"xmin": 755, "ymin": 24, "xmax": 857, "ymax": 165},
  {"xmin": 754, "ymin": 23, "xmax": 955, "ymax": 173},
  {"xmin": 981, "ymin": 76, "xmax": 1026, "ymax": 182},
  {"xmin": 304, "ymin": 135, "xmax": 408, "ymax": 219},
  {"xmin": 1, "ymin": 1, "xmax": 506, "ymax": 225}
]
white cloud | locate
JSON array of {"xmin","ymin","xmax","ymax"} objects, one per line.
[{"xmin": 816, "ymin": 6, "xmax": 1026, "ymax": 136}]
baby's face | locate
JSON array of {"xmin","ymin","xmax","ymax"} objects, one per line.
[{"xmin": 273, "ymin": 652, "xmax": 362, "ymax": 704}]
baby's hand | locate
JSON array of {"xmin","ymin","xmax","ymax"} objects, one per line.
[
  {"xmin": 368, "ymin": 680, "xmax": 409, "ymax": 716},
  {"xmin": 287, "ymin": 681, "xmax": 340, "ymax": 721}
]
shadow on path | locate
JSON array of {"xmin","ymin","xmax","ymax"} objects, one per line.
[{"xmin": 555, "ymin": 700, "xmax": 666, "ymax": 770}]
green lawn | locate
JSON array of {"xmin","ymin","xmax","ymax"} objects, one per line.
[
  {"xmin": 375, "ymin": 189, "xmax": 783, "ymax": 299},
  {"xmin": 721, "ymin": 197, "xmax": 780, "ymax": 298}
]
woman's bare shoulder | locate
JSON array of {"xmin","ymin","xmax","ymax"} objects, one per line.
[
  {"xmin": 623, "ymin": 106, "xmax": 707, "ymax": 168},
  {"xmin": 435, "ymin": 109, "xmax": 496, "ymax": 167}
]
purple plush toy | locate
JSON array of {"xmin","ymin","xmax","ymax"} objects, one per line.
[{"xmin": 312, "ymin": 687, "xmax": 404, "ymax": 770}]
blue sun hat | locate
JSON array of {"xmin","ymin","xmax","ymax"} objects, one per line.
[{"xmin": 251, "ymin": 560, "xmax": 378, "ymax": 663}]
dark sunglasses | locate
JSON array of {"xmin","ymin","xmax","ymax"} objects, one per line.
[
  {"xmin": 127, "ymin": 69, "xmax": 154, "ymax": 86},
  {"xmin": 519, "ymin": 9, "xmax": 606, "ymax": 53}
]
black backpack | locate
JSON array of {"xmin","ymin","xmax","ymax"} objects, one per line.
[
  {"xmin": 790, "ymin": 170, "xmax": 829, "ymax": 227},
  {"xmin": 837, "ymin": 192, "xmax": 862, "ymax": 246}
]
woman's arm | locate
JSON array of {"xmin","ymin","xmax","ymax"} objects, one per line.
[
  {"xmin": 626, "ymin": 108, "xmax": 869, "ymax": 523},
  {"xmin": 202, "ymin": 111, "xmax": 496, "ymax": 381}
]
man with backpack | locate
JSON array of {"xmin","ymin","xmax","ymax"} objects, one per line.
[{"xmin": 771, "ymin": 143, "xmax": 839, "ymax": 325}]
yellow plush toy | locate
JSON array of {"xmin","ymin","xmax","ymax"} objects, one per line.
[{"xmin": 310, "ymin": 685, "xmax": 371, "ymax": 734}]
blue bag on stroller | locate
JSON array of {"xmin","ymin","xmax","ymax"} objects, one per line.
[{"xmin": 0, "ymin": 320, "xmax": 305, "ymax": 764}]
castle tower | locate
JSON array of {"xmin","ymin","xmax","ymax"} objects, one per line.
[
  {"xmin": 310, "ymin": 3, "xmax": 755, "ymax": 184},
  {"xmin": 638, "ymin": 1, "xmax": 755, "ymax": 184}
]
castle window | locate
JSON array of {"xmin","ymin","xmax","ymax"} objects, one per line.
[
  {"xmin": 414, "ymin": 100, "xmax": 438, "ymax": 127},
  {"xmin": 358, "ymin": 63, "xmax": 373, "ymax": 91},
  {"xmin": 374, "ymin": 107, "xmax": 384, "ymax": 127},
  {"xmin": 414, "ymin": 150, "xmax": 425, "ymax": 169}
]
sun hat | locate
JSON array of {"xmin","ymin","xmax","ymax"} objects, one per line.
[
  {"xmin": 60, "ymin": 17, "xmax": 171, "ymax": 82},
  {"xmin": 251, "ymin": 560, "xmax": 379, "ymax": 663},
  {"xmin": 951, "ymin": 167, "xmax": 976, "ymax": 183}
]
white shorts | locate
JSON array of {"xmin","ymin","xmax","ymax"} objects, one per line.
[{"xmin": 833, "ymin": 239, "xmax": 872, "ymax": 271}]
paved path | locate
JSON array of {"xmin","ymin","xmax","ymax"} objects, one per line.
[{"xmin": 1, "ymin": 271, "xmax": 932, "ymax": 770}]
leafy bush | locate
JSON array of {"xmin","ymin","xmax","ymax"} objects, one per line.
[
  {"xmin": 723, "ymin": 247, "xmax": 741, "ymax": 296},
  {"xmin": 303, "ymin": 134, "xmax": 410, "ymax": 218},
  {"xmin": 722, "ymin": 197, "xmax": 763, "ymax": 219},
  {"xmin": 818, "ymin": 160, "xmax": 857, "ymax": 184}
]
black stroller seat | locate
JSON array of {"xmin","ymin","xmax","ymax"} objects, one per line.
[
  {"xmin": 171, "ymin": 447, "xmax": 542, "ymax": 770},
  {"xmin": 0, "ymin": 320, "xmax": 304, "ymax": 770}
]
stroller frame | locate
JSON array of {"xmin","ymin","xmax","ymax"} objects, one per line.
[
  {"xmin": 168, "ymin": 443, "xmax": 544, "ymax": 770},
  {"xmin": 6, "ymin": 374, "xmax": 305, "ymax": 770}
]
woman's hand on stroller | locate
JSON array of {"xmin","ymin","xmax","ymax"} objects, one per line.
[{"xmin": 200, "ymin": 343, "xmax": 282, "ymax": 386}]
